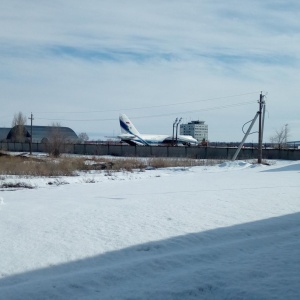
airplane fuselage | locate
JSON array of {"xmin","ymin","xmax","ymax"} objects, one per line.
[
  {"xmin": 118, "ymin": 114, "xmax": 199, "ymax": 146},
  {"xmin": 119, "ymin": 133, "xmax": 198, "ymax": 146}
]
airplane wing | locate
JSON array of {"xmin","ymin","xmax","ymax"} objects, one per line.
[
  {"xmin": 118, "ymin": 133, "xmax": 148, "ymax": 146},
  {"xmin": 117, "ymin": 133, "xmax": 136, "ymax": 140},
  {"xmin": 162, "ymin": 135, "xmax": 198, "ymax": 145},
  {"xmin": 161, "ymin": 136, "xmax": 175, "ymax": 143}
]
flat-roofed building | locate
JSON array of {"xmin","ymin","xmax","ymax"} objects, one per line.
[{"xmin": 180, "ymin": 121, "xmax": 208, "ymax": 142}]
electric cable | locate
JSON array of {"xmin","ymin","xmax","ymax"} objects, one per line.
[
  {"xmin": 242, "ymin": 119, "xmax": 258, "ymax": 135},
  {"xmin": 34, "ymin": 99, "xmax": 257, "ymax": 122},
  {"xmin": 33, "ymin": 91, "xmax": 260, "ymax": 114}
]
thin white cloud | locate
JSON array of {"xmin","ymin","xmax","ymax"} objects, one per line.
[{"xmin": 0, "ymin": 0, "xmax": 299, "ymax": 141}]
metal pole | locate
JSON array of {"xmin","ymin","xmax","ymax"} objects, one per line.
[
  {"xmin": 172, "ymin": 118, "xmax": 178, "ymax": 146},
  {"xmin": 29, "ymin": 113, "xmax": 33, "ymax": 155},
  {"xmin": 285, "ymin": 124, "xmax": 288, "ymax": 147},
  {"xmin": 175, "ymin": 118, "xmax": 182, "ymax": 145},
  {"xmin": 232, "ymin": 112, "xmax": 259, "ymax": 161},
  {"xmin": 258, "ymin": 92, "xmax": 264, "ymax": 164},
  {"xmin": 261, "ymin": 101, "xmax": 266, "ymax": 144}
]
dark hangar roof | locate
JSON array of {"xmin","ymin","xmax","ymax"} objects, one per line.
[
  {"xmin": 5, "ymin": 125, "xmax": 79, "ymax": 143},
  {"xmin": 0, "ymin": 128, "xmax": 11, "ymax": 141}
]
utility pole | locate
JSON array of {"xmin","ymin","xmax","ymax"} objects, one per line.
[
  {"xmin": 29, "ymin": 113, "xmax": 34, "ymax": 155},
  {"xmin": 258, "ymin": 92, "xmax": 265, "ymax": 164},
  {"xmin": 175, "ymin": 118, "xmax": 182, "ymax": 145},
  {"xmin": 172, "ymin": 118, "xmax": 178, "ymax": 146},
  {"xmin": 232, "ymin": 112, "xmax": 259, "ymax": 161},
  {"xmin": 232, "ymin": 92, "xmax": 266, "ymax": 162},
  {"xmin": 285, "ymin": 124, "xmax": 288, "ymax": 147}
]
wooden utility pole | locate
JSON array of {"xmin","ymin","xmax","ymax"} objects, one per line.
[
  {"xmin": 258, "ymin": 92, "xmax": 265, "ymax": 163},
  {"xmin": 29, "ymin": 113, "xmax": 34, "ymax": 155}
]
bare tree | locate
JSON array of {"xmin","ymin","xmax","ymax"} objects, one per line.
[
  {"xmin": 270, "ymin": 124, "xmax": 290, "ymax": 149},
  {"xmin": 12, "ymin": 112, "xmax": 27, "ymax": 127},
  {"xmin": 10, "ymin": 112, "xmax": 27, "ymax": 142},
  {"xmin": 46, "ymin": 123, "xmax": 67, "ymax": 157},
  {"xmin": 78, "ymin": 132, "xmax": 89, "ymax": 143}
]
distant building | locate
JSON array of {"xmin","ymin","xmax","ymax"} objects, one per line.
[
  {"xmin": 0, "ymin": 128, "xmax": 11, "ymax": 142},
  {"xmin": 3, "ymin": 125, "xmax": 79, "ymax": 143},
  {"xmin": 180, "ymin": 120, "xmax": 208, "ymax": 142}
]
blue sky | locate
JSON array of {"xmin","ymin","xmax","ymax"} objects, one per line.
[{"xmin": 1, "ymin": 0, "xmax": 299, "ymax": 141}]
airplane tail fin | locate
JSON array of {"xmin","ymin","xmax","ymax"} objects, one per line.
[{"xmin": 119, "ymin": 114, "xmax": 140, "ymax": 135}]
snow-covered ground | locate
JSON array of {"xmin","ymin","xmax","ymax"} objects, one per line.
[{"xmin": 0, "ymin": 160, "xmax": 300, "ymax": 299}]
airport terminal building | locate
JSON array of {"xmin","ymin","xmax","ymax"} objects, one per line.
[{"xmin": 180, "ymin": 121, "xmax": 208, "ymax": 142}]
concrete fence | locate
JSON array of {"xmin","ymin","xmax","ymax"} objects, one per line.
[{"xmin": 1, "ymin": 142, "xmax": 300, "ymax": 160}]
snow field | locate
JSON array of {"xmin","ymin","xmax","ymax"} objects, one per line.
[{"xmin": 0, "ymin": 160, "xmax": 299, "ymax": 299}]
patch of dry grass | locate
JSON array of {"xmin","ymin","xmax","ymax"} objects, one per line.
[
  {"xmin": 0, "ymin": 154, "xmax": 224, "ymax": 177},
  {"xmin": 0, "ymin": 181, "xmax": 35, "ymax": 189},
  {"xmin": 147, "ymin": 157, "xmax": 225, "ymax": 168},
  {"xmin": 0, "ymin": 156, "xmax": 88, "ymax": 177}
]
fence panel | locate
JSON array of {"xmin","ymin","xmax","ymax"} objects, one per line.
[
  {"xmin": 1, "ymin": 142, "xmax": 300, "ymax": 160},
  {"xmin": 150, "ymin": 146, "xmax": 168, "ymax": 157}
]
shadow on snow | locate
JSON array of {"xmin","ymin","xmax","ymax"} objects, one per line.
[
  {"xmin": 260, "ymin": 163, "xmax": 300, "ymax": 172},
  {"xmin": 1, "ymin": 213, "xmax": 300, "ymax": 300}
]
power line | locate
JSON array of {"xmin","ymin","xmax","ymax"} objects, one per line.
[
  {"xmin": 33, "ymin": 91, "xmax": 260, "ymax": 114},
  {"xmin": 34, "ymin": 99, "xmax": 257, "ymax": 122},
  {"xmin": 132, "ymin": 100, "xmax": 257, "ymax": 119}
]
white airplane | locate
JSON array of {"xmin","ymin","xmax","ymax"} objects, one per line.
[{"xmin": 118, "ymin": 114, "xmax": 198, "ymax": 146}]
